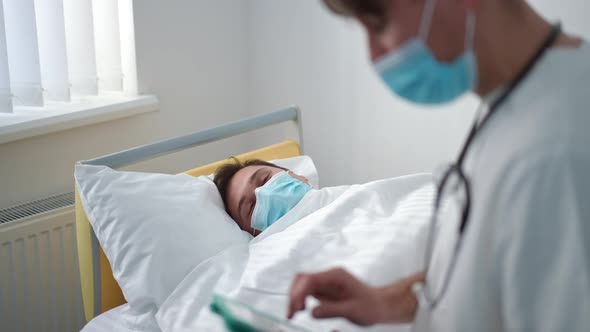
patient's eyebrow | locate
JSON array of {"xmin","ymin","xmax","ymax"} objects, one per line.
[
  {"xmin": 249, "ymin": 168, "xmax": 265, "ymax": 185},
  {"xmin": 237, "ymin": 168, "xmax": 266, "ymax": 221}
]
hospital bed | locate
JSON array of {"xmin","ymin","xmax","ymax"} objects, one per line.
[{"xmin": 75, "ymin": 106, "xmax": 304, "ymax": 330}]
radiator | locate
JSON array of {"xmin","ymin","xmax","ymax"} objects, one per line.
[{"xmin": 0, "ymin": 193, "xmax": 86, "ymax": 332}]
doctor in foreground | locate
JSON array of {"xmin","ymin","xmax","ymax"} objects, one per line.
[{"xmin": 288, "ymin": 0, "xmax": 590, "ymax": 331}]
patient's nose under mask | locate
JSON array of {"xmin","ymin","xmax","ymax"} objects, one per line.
[{"xmin": 251, "ymin": 171, "xmax": 311, "ymax": 232}]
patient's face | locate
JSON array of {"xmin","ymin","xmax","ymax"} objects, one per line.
[{"xmin": 226, "ymin": 165, "xmax": 308, "ymax": 235}]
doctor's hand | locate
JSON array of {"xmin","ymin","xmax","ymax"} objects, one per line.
[{"xmin": 288, "ymin": 268, "xmax": 424, "ymax": 326}]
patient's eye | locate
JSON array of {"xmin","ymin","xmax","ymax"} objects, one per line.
[
  {"xmin": 258, "ymin": 171, "xmax": 271, "ymax": 187},
  {"xmin": 249, "ymin": 201, "xmax": 254, "ymax": 217}
]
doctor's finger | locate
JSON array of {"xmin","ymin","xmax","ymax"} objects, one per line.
[
  {"xmin": 288, "ymin": 268, "xmax": 352, "ymax": 318},
  {"xmin": 288, "ymin": 272, "xmax": 321, "ymax": 318},
  {"xmin": 288, "ymin": 273, "xmax": 307, "ymax": 317}
]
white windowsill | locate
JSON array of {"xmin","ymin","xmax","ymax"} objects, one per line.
[{"xmin": 0, "ymin": 94, "xmax": 159, "ymax": 144}]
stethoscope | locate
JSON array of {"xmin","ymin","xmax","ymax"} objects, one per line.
[{"xmin": 412, "ymin": 22, "xmax": 563, "ymax": 320}]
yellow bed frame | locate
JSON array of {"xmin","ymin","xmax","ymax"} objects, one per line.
[{"xmin": 76, "ymin": 107, "xmax": 302, "ymax": 322}]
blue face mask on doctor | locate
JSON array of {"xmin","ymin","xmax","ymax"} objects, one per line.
[
  {"xmin": 374, "ymin": 0, "xmax": 478, "ymax": 105},
  {"xmin": 251, "ymin": 171, "xmax": 311, "ymax": 233}
]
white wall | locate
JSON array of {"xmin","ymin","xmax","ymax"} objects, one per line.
[
  {"xmin": 0, "ymin": 0, "xmax": 252, "ymax": 209},
  {"xmin": 247, "ymin": 0, "xmax": 590, "ymax": 187}
]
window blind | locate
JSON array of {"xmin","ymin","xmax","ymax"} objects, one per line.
[
  {"xmin": 4, "ymin": 0, "xmax": 44, "ymax": 107},
  {"xmin": 92, "ymin": 0, "xmax": 123, "ymax": 92},
  {"xmin": 118, "ymin": 0, "xmax": 138, "ymax": 96},
  {"xmin": 63, "ymin": 0, "xmax": 98, "ymax": 96},
  {"xmin": 0, "ymin": 0, "xmax": 138, "ymax": 113},
  {"xmin": 35, "ymin": 0, "xmax": 70, "ymax": 102},
  {"xmin": 0, "ymin": 1, "xmax": 11, "ymax": 113}
]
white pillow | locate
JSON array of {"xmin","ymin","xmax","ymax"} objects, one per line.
[
  {"xmin": 270, "ymin": 155, "xmax": 319, "ymax": 189},
  {"xmin": 74, "ymin": 164, "xmax": 250, "ymax": 327}
]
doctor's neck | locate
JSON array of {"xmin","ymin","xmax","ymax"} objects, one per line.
[{"xmin": 474, "ymin": 1, "xmax": 582, "ymax": 96}]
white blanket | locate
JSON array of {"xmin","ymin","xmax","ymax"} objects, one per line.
[{"xmin": 156, "ymin": 174, "xmax": 435, "ymax": 332}]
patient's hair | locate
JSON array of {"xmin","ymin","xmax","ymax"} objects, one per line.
[
  {"xmin": 322, "ymin": 0, "xmax": 386, "ymax": 18},
  {"xmin": 213, "ymin": 159, "xmax": 287, "ymax": 209}
]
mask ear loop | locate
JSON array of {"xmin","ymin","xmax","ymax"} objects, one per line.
[
  {"xmin": 464, "ymin": 7, "xmax": 476, "ymax": 52},
  {"xmin": 418, "ymin": 0, "xmax": 438, "ymax": 41},
  {"xmin": 420, "ymin": 0, "xmax": 477, "ymax": 52}
]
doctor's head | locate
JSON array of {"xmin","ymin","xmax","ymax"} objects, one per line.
[
  {"xmin": 322, "ymin": 0, "xmax": 541, "ymax": 102},
  {"xmin": 214, "ymin": 159, "xmax": 310, "ymax": 236},
  {"xmin": 323, "ymin": 0, "xmax": 472, "ymax": 63}
]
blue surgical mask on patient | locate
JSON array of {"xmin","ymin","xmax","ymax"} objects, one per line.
[
  {"xmin": 373, "ymin": 0, "xmax": 478, "ymax": 105},
  {"xmin": 251, "ymin": 171, "xmax": 311, "ymax": 232}
]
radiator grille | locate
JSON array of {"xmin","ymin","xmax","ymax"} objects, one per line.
[
  {"xmin": 0, "ymin": 202, "xmax": 86, "ymax": 332},
  {"xmin": 0, "ymin": 192, "xmax": 75, "ymax": 224}
]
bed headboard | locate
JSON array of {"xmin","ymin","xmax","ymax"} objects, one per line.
[{"xmin": 75, "ymin": 107, "xmax": 303, "ymax": 322}]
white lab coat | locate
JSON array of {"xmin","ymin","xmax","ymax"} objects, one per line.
[{"xmin": 415, "ymin": 42, "xmax": 590, "ymax": 331}]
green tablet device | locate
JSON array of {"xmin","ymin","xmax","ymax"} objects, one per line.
[{"xmin": 210, "ymin": 294, "xmax": 312, "ymax": 332}]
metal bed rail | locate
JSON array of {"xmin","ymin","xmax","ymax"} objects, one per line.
[{"xmin": 80, "ymin": 105, "xmax": 303, "ymax": 169}]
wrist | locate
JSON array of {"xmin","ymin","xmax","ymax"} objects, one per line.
[{"xmin": 374, "ymin": 274, "xmax": 421, "ymax": 324}]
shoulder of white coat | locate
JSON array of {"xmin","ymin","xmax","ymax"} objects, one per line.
[
  {"xmin": 526, "ymin": 43, "xmax": 590, "ymax": 110},
  {"xmin": 501, "ymin": 44, "xmax": 590, "ymax": 150},
  {"xmin": 487, "ymin": 142, "xmax": 590, "ymax": 225}
]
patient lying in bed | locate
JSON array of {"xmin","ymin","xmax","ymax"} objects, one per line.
[
  {"xmin": 213, "ymin": 159, "xmax": 311, "ymax": 235},
  {"xmin": 159, "ymin": 172, "xmax": 435, "ymax": 332}
]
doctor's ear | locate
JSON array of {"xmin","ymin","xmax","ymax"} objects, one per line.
[
  {"xmin": 288, "ymin": 171, "xmax": 310, "ymax": 185},
  {"xmin": 459, "ymin": 0, "xmax": 481, "ymax": 10}
]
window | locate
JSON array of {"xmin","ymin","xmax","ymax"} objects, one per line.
[{"xmin": 0, "ymin": 0, "xmax": 158, "ymax": 143}]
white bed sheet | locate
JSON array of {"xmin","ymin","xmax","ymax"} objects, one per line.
[
  {"xmin": 156, "ymin": 174, "xmax": 435, "ymax": 332},
  {"xmin": 80, "ymin": 304, "xmax": 160, "ymax": 332}
]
